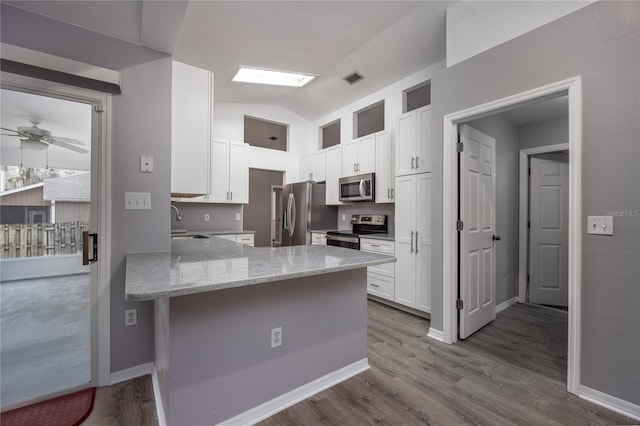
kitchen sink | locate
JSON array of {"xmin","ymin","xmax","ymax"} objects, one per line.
[{"xmin": 171, "ymin": 234, "xmax": 210, "ymax": 240}]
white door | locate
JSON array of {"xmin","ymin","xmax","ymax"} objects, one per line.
[
  {"xmin": 459, "ymin": 125, "xmax": 496, "ymax": 339},
  {"xmin": 228, "ymin": 143, "xmax": 248, "ymax": 203},
  {"xmin": 395, "ymin": 111, "xmax": 416, "ymax": 176},
  {"xmin": 394, "ymin": 174, "xmax": 416, "ymax": 307},
  {"xmin": 528, "ymin": 153, "xmax": 569, "ymax": 306},
  {"xmin": 416, "ymin": 173, "xmax": 431, "ymax": 313}
]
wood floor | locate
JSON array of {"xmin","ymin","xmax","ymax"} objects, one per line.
[
  {"xmin": 82, "ymin": 301, "xmax": 633, "ymax": 425},
  {"xmin": 261, "ymin": 301, "xmax": 633, "ymax": 425}
]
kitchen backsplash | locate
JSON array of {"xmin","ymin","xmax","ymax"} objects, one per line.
[
  {"xmin": 337, "ymin": 203, "xmax": 395, "ymax": 234},
  {"xmin": 171, "ymin": 203, "xmax": 243, "ymax": 232}
]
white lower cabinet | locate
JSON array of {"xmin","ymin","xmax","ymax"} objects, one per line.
[
  {"xmin": 311, "ymin": 232, "xmax": 327, "ymax": 245},
  {"xmin": 360, "ymin": 237, "xmax": 395, "ymax": 301},
  {"xmin": 394, "ymin": 173, "xmax": 431, "ymax": 313},
  {"xmin": 215, "ymin": 233, "xmax": 254, "ymax": 246}
]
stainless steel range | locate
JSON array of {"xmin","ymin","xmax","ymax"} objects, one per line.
[{"xmin": 326, "ymin": 214, "xmax": 387, "ymax": 250}]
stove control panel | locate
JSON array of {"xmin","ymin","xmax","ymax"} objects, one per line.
[{"xmin": 351, "ymin": 214, "xmax": 386, "ymax": 225}]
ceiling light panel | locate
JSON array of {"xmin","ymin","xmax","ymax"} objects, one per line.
[{"xmin": 232, "ymin": 67, "xmax": 316, "ymax": 87}]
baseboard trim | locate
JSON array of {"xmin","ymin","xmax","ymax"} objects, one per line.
[
  {"xmin": 426, "ymin": 327, "xmax": 444, "ymax": 342},
  {"xmin": 151, "ymin": 367, "xmax": 167, "ymax": 426},
  {"xmin": 110, "ymin": 362, "xmax": 154, "ymax": 385},
  {"xmin": 219, "ymin": 358, "xmax": 370, "ymax": 426},
  {"xmin": 579, "ymin": 385, "xmax": 640, "ymax": 421},
  {"xmin": 495, "ymin": 297, "xmax": 518, "ymax": 314}
]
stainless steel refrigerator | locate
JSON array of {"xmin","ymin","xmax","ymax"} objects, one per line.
[{"xmin": 271, "ymin": 181, "xmax": 337, "ymax": 246}]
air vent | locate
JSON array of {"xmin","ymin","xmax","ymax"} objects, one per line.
[
  {"xmin": 269, "ymin": 136, "xmax": 278, "ymax": 141},
  {"xmin": 343, "ymin": 71, "xmax": 364, "ymax": 85}
]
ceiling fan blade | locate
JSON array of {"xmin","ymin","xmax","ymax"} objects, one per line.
[
  {"xmin": 0, "ymin": 127, "xmax": 19, "ymax": 133},
  {"xmin": 1, "ymin": 134, "xmax": 21, "ymax": 137},
  {"xmin": 48, "ymin": 136, "xmax": 86, "ymax": 146},
  {"xmin": 51, "ymin": 140, "xmax": 90, "ymax": 154}
]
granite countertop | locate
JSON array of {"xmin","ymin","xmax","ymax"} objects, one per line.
[
  {"xmin": 126, "ymin": 238, "xmax": 395, "ymax": 301},
  {"xmin": 171, "ymin": 229, "xmax": 255, "ymax": 236}
]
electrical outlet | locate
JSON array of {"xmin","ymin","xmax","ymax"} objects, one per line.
[
  {"xmin": 236, "ymin": 213, "xmax": 241, "ymax": 221},
  {"xmin": 270, "ymin": 327, "xmax": 282, "ymax": 348},
  {"xmin": 140, "ymin": 155, "xmax": 153, "ymax": 173},
  {"xmin": 125, "ymin": 309, "xmax": 137, "ymax": 326},
  {"xmin": 204, "ymin": 213, "xmax": 210, "ymax": 221},
  {"xmin": 342, "ymin": 214, "xmax": 346, "ymax": 221}
]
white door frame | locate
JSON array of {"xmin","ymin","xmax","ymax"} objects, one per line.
[
  {"xmin": 442, "ymin": 76, "xmax": 582, "ymax": 395},
  {"xmin": 518, "ymin": 143, "xmax": 569, "ymax": 303},
  {"xmin": 1, "ymin": 72, "xmax": 112, "ymax": 389}
]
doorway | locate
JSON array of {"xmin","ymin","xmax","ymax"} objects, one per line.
[
  {"xmin": 442, "ymin": 77, "xmax": 582, "ymax": 394},
  {"xmin": 244, "ymin": 168, "xmax": 284, "ymax": 247},
  {"xmin": 0, "ymin": 75, "xmax": 110, "ymax": 410}
]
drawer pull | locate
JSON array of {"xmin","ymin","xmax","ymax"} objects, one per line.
[
  {"xmin": 370, "ymin": 244, "xmax": 380, "ymax": 248},
  {"xmin": 370, "ymin": 283, "xmax": 380, "ymax": 288}
]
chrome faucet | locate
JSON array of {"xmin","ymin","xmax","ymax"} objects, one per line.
[{"xmin": 171, "ymin": 204, "xmax": 182, "ymax": 221}]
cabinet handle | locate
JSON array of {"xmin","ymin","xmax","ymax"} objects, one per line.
[
  {"xmin": 370, "ymin": 283, "xmax": 380, "ymax": 288},
  {"xmin": 353, "ymin": 163, "xmax": 356, "ymax": 172},
  {"xmin": 387, "ymin": 188, "xmax": 390, "ymax": 198},
  {"xmin": 411, "ymin": 157, "xmax": 415, "ymax": 169},
  {"xmin": 416, "ymin": 156, "xmax": 420, "ymax": 168},
  {"xmin": 415, "ymin": 231, "xmax": 419, "ymax": 253},
  {"xmin": 230, "ymin": 191, "xmax": 233, "ymax": 200},
  {"xmin": 410, "ymin": 231, "xmax": 414, "ymax": 253},
  {"xmin": 391, "ymin": 188, "xmax": 394, "ymax": 199},
  {"xmin": 370, "ymin": 244, "xmax": 380, "ymax": 248}
]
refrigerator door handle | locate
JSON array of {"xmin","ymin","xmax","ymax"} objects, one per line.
[{"xmin": 289, "ymin": 193, "xmax": 296, "ymax": 237}]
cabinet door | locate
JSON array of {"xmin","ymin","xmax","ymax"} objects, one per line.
[
  {"xmin": 395, "ymin": 111, "xmax": 416, "ymax": 177},
  {"xmin": 415, "ymin": 106, "xmax": 431, "ymax": 173},
  {"xmin": 325, "ymin": 145, "xmax": 342, "ymax": 205},
  {"xmin": 229, "ymin": 143, "xmax": 249, "ymax": 203},
  {"xmin": 171, "ymin": 61, "xmax": 211, "ymax": 195},
  {"xmin": 209, "ymin": 140, "xmax": 229, "ymax": 202},
  {"xmin": 375, "ymin": 130, "xmax": 394, "ymax": 203},
  {"xmin": 367, "ymin": 273, "xmax": 395, "ymax": 301},
  {"xmin": 341, "ymin": 140, "xmax": 358, "ymax": 177},
  {"xmin": 416, "ymin": 173, "xmax": 431, "ymax": 313},
  {"xmin": 394, "ymin": 174, "xmax": 417, "ymax": 308},
  {"xmin": 356, "ymin": 134, "xmax": 376, "ymax": 174},
  {"xmin": 313, "ymin": 150, "xmax": 326, "ymax": 182},
  {"xmin": 299, "ymin": 154, "xmax": 313, "ymax": 182}
]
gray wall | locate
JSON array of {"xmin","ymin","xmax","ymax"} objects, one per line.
[
  {"xmin": 431, "ymin": 1, "xmax": 639, "ymax": 404},
  {"xmin": 244, "ymin": 116, "xmax": 288, "ymax": 151},
  {"xmin": 466, "ymin": 116, "xmax": 519, "ymax": 305},
  {"xmin": 171, "ymin": 203, "xmax": 243, "ymax": 233},
  {"xmin": 245, "ymin": 168, "xmax": 284, "ymax": 247},
  {"xmin": 110, "ymin": 58, "xmax": 172, "ymax": 372},
  {"xmin": 519, "ymin": 116, "xmax": 569, "ymax": 150},
  {"xmin": 168, "ymin": 269, "xmax": 368, "ymax": 424},
  {"xmin": 338, "ymin": 202, "xmax": 395, "ymax": 234}
]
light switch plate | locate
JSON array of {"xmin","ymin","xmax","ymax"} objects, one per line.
[
  {"xmin": 140, "ymin": 155, "xmax": 153, "ymax": 173},
  {"xmin": 125, "ymin": 192, "xmax": 151, "ymax": 210},
  {"xmin": 587, "ymin": 215, "xmax": 613, "ymax": 235}
]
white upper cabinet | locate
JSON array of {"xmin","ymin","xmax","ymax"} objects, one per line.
[
  {"xmin": 342, "ymin": 134, "xmax": 376, "ymax": 177},
  {"xmin": 374, "ymin": 130, "xmax": 394, "ymax": 203},
  {"xmin": 299, "ymin": 150, "xmax": 327, "ymax": 182},
  {"xmin": 209, "ymin": 141, "xmax": 248, "ymax": 204},
  {"xmin": 171, "ymin": 61, "xmax": 213, "ymax": 195},
  {"xmin": 395, "ymin": 105, "xmax": 431, "ymax": 176},
  {"xmin": 325, "ymin": 145, "xmax": 342, "ymax": 205}
]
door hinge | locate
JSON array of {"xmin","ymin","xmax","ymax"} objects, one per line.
[
  {"xmin": 527, "ymin": 274, "xmax": 530, "ymax": 283},
  {"xmin": 456, "ymin": 299, "xmax": 464, "ymax": 310},
  {"xmin": 456, "ymin": 220, "xmax": 464, "ymax": 231},
  {"xmin": 457, "ymin": 142, "xmax": 464, "ymax": 153},
  {"xmin": 94, "ymin": 103, "xmax": 104, "ymax": 113},
  {"xmin": 528, "ymin": 221, "xmax": 531, "ymax": 229},
  {"xmin": 528, "ymin": 167, "xmax": 531, "ymax": 175}
]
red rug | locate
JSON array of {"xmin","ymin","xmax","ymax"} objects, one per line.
[{"xmin": 1, "ymin": 388, "xmax": 96, "ymax": 426}]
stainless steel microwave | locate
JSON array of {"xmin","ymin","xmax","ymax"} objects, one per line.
[{"xmin": 339, "ymin": 173, "xmax": 375, "ymax": 202}]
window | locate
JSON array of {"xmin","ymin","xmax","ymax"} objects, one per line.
[
  {"xmin": 320, "ymin": 119, "xmax": 340, "ymax": 149},
  {"xmin": 354, "ymin": 101, "xmax": 384, "ymax": 138},
  {"xmin": 403, "ymin": 81, "xmax": 431, "ymax": 113},
  {"xmin": 244, "ymin": 116, "xmax": 288, "ymax": 151}
]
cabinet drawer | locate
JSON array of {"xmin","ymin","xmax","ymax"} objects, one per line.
[
  {"xmin": 367, "ymin": 273, "xmax": 394, "ymax": 301},
  {"xmin": 311, "ymin": 233, "xmax": 327, "ymax": 245},
  {"xmin": 360, "ymin": 238, "xmax": 394, "ymax": 254},
  {"xmin": 237, "ymin": 234, "xmax": 254, "ymax": 246},
  {"xmin": 368, "ymin": 262, "xmax": 394, "ymax": 278}
]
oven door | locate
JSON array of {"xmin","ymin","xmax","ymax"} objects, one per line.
[
  {"xmin": 326, "ymin": 234, "xmax": 360, "ymax": 250},
  {"xmin": 339, "ymin": 173, "xmax": 375, "ymax": 202}
]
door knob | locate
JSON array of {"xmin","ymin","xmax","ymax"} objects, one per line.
[{"xmin": 492, "ymin": 235, "xmax": 501, "ymax": 241}]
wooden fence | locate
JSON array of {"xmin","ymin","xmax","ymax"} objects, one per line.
[{"xmin": 0, "ymin": 222, "xmax": 89, "ymax": 259}]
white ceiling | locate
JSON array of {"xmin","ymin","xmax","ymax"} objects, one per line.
[{"xmin": 4, "ymin": 0, "xmax": 451, "ymax": 120}]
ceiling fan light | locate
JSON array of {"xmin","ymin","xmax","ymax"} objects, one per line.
[
  {"xmin": 232, "ymin": 66, "xmax": 316, "ymax": 87},
  {"xmin": 21, "ymin": 140, "xmax": 48, "ymax": 151}
]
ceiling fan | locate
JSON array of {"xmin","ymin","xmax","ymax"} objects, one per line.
[{"xmin": 0, "ymin": 120, "xmax": 89, "ymax": 154}]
